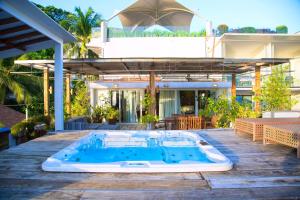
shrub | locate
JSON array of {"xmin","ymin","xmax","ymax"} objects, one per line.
[
  {"xmin": 276, "ymin": 25, "xmax": 288, "ymax": 33},
  {"xmin": 217, "ymin": 24, "xmax": 229, "ymax": 35},
  {"xmin": 91, "ymin": 105, "xmax": 105, "ymax": 123},
  {"xmin": 105, "ymin": 106, "xmax": 119, "ymax": 120},
  {"xmin": 204, "ymin": 96, "xmax": 259, "ymax": 128},
  {"xmin": 11, "ymin": 121, "xmax": 35, "ymax": 138},
  {"xmin": 71, "ymin": 80, "xmax": 90, "ymax": 117},
  {"xmin": 239, "ymin": 27, "xmax": 256, "ymax": 33},
  {"xmin": 141, "ymin": 114, "xmax": 159, "ymax": 124},
  {"xmin": 0, "ymin": 122, "xmax": 4, "ymax": 128}
]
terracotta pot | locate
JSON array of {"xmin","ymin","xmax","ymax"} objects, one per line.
[{"xmin": 108, "ymin": 118, "xmax": 117, "ymax": 125}]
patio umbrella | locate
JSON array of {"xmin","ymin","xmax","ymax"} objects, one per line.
[{"xmin": 116, "ymin": 0, "xmax": 194, "ymax": 32}]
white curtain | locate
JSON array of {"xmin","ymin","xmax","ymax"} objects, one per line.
[{"xmin": 159, "ymin": 90, "xmax": 175, "ymax": 120}]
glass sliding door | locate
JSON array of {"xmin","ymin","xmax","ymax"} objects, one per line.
[
  {"xmin": 120, "ymin": 90, "xmax": 144, "ymax": 123},
  {"xmin": 159, "ymin": 90, "xmax": 175, "ymax": 120},
  {"xmin": 179, "ymin": 91, "xmax": 195, "ymax": 115}
]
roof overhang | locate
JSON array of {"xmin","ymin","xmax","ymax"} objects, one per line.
[
  {"xmin": 15, "ymin": 57, "xmax": 290, "ymax": 75},
  {"xmin": 220, "ymin": 33, "xmax": 300, "ymax": 42},
  {"xmin": 0, "ymin": 0, "xmax": 76, "ymax": 58},
  {"xmin": 90, "ymin": 81, "xmax": 231, "ymax": 90}
]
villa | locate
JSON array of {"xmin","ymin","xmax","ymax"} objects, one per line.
[{"xmin": 1, "ymin": 0, "xmax": 300, "ymax": 199}]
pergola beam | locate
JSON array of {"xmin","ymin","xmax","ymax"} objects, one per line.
[
  {"xmin": 254, "ymin": 66, "xmax": 261, "ymax": 112},
  {"xmin": 0, "ymin": 17, "xmax": 19, "ymax": 25},
  {"xmin": 0, "ymin": 24, "xmax": 31, "ymax": 35},
  {"xmin": 1, "ymin": 31, "xmax": 42, "ymax": 43},
  {"xmin": 0, "ymin": 36, "xmax": 50, "ymax": 51},
  {"xmin": 0, "ymin": 38, "xmax": 26, "ymax": 51}
]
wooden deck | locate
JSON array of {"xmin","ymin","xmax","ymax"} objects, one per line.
[{"xmin": 1, "ymin": 129, "xmax": 300, "ymax": 199}]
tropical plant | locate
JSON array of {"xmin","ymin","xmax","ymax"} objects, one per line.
[
  {"xmin": 256, "ymin": 65, "xmax": 296, "ymax": 111},
  {"xmin": 217, "ymin": 24, "xmax": 229, "ymax": 35},
  {"xmin": 65, "ymin": 7, "xmax": 101, "ymax": 58},
  {"xmin": 0, "ymin": 58, "xmax": 42, "ymax": 104},
  {"xmin": 91, "ymin": 105, "xmax": 105, "ymax": 123},
  {"xmin": 71, "ymin": 80, "xmax": 90, "ymax": 116},
  {"xmin": 239, "ymin": 27, "xmax": 256, "ymax": 33},
  {"xmin": 11, "ymin": 120, "xmax": 35, "ymax": 138},
  {"xmin": 140, "ymin": 93, "xmax": 158, "ymax": 125},
  {"xmin": 105, "ymin": 106, "xmax": 119, "ymax": 120},
  {"xmin": 204, "ymin": 96, "xmax": 259, "ymax": 128},
  {"xmin": 276, "ymin": 25, "xmax": 288, "ymax": 34}
]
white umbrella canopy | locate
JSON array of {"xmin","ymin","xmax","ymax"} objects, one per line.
[{"xmin": 117, "ymin": 0, "xmax": 194, "ymax": 32}]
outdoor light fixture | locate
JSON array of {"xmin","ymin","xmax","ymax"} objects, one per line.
[
  {"xmin": 112, "ymin": 83, "xmax": 119, "ymax": 88},
  {"xmin": 49, "ymin": 86, "xmax": 53, "ymax": 94}
]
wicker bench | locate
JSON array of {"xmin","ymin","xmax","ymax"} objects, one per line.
[
  {"xmin": 263, "ymin": 124, "xmax": 300, "ymax": 158},
  {"xmin": 235, "ymin": 118, "xmax": 300, "ymax": 141}
]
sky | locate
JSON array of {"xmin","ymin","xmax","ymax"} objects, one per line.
[{"xmin": 31, "ymin": 0, "xmax": 300, "ymax": 33}]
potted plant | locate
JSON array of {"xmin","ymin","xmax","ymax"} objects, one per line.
[
  {"xmin": 91, "ymin": 106, "xmax": 105, "ymax": 123},
  {"xmin": 105, "ymin": 106, "xmax": 119, "ymax": 125},
  {"xmin": 141, "ymin": 114, "xmax": 159, "ymax": 130}
]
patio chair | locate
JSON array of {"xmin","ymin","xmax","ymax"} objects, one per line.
[
  {"xmin": 235, "ymin": 118, "xmax": 300, "ymax": 141},
  {"xmin": 263, "ymin": 124, "xmax": 300, "ymax": 158}
]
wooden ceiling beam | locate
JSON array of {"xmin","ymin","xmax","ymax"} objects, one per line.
[
  {"xmin": 0, "ymin": 38, "xmax": 26, "ymax": 51},
  {"xmin": 1, "ymin": 31, "xmax": 42, "ymax": 43},
  {"xmin": 0, "ymin": 36, "xmax": 50, "ymax": 51},
  {"xmin": 0, "ymin": 17, "xmax": 19, "ymax": 26},
  {"xmin": 0, "ymin": 25, "xmax": 31, "ymax": 35}
]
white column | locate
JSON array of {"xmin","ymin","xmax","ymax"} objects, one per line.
[
  {"xmin": 195, "ymin": 90, "xmax": 199, "ymax": 116},
  {"xmin": 90, "ymin": 88, "xmax": 95, "ymax": 108},
  {"xmin": 54, "ymin": 42, "xmax": 64, "ymax": 131},
  {"xmin": 101, "ymin": 21, "xmax": 107, "ymax": 43}
]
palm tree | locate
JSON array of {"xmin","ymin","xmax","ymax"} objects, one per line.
[
  {"xmin": 66, "ymin": 7, "xmax": 101, "ymax": 58},
  {"xmin": 0, "ymin": 58, "xmax": 42, "ymax": 104}
]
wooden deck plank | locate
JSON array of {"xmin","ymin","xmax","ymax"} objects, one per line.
[{"xmin": 1, "ymin": 129, "xmax": 300, "ymax": 199}]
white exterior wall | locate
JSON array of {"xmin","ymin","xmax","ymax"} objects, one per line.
[{"xmin": 101, "ymin": 37, "xmax": 222, "ymax": 58}]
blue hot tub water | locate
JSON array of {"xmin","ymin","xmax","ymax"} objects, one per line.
[{"xmin": 61, "ymin": 134, "xmax": 213, "ymax": 164}]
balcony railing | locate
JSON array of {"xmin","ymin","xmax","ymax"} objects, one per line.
[{"xmin": 106, "ymin": 27, "xmax": 206, "ymax": 38}]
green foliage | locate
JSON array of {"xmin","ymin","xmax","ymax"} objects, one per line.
[
  {"xmin": 65, "ymin": 7, "xmax": 101, "ymax": 58},
  {"xmin": 107, "ymin": 28, "xmax": 206, "ymax": 38},
  {"xmin": 239, "ymin": 27, "xmax": 256, "ymax": 33},
  {"xmin": 91, "ymin": 105, "xmax": 105, "ymax": 123},
  {"xmin": 141, "ymin": 114, "xmax": 159, "ymax": 124},
  {"xmin": 105, "ymin": 106, "xmax": 119, "ymax": 120},
  {"xmin": 0, "ymin": 122, "xmax": 4, "ymax": 128},
  {"xmin": 204, "ymin": 96, "xmax": 259, "ymax": 128},
  {"xmin": 11, "ymin": 120, "xmax": 35, "ymax": 137},
  {"xmin": 140, "ymin": 93, "xmax": 158, "ymax": 124},
  {"xmin": 276, "ymin": 25, "xmax": 288, "ymax": 33},
  {"xmin": 257, "ymin": 65, "xmax": 296, "ymax": 111},
  {"xmin": 0, "ymin": 58, "xmax": 42, "ymax": 104},
  {"xmin": 217, "ymin": 24, "xmax": 229, "ymax": 35},
  {"xmin": 71, "ymin": 80, "xmax": 90, "ymax": 117},
  {"xmin": 11, "ymin": 115, "xmax": 52, "ymax": 138},
  {"xmin": 142, "ymin": 93, "xmax": 153, "ymax": 110}
]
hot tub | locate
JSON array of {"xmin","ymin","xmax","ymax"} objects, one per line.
[{"xmin": 42, "ymin": 130, "xmax": 232, "ymax": 173}]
